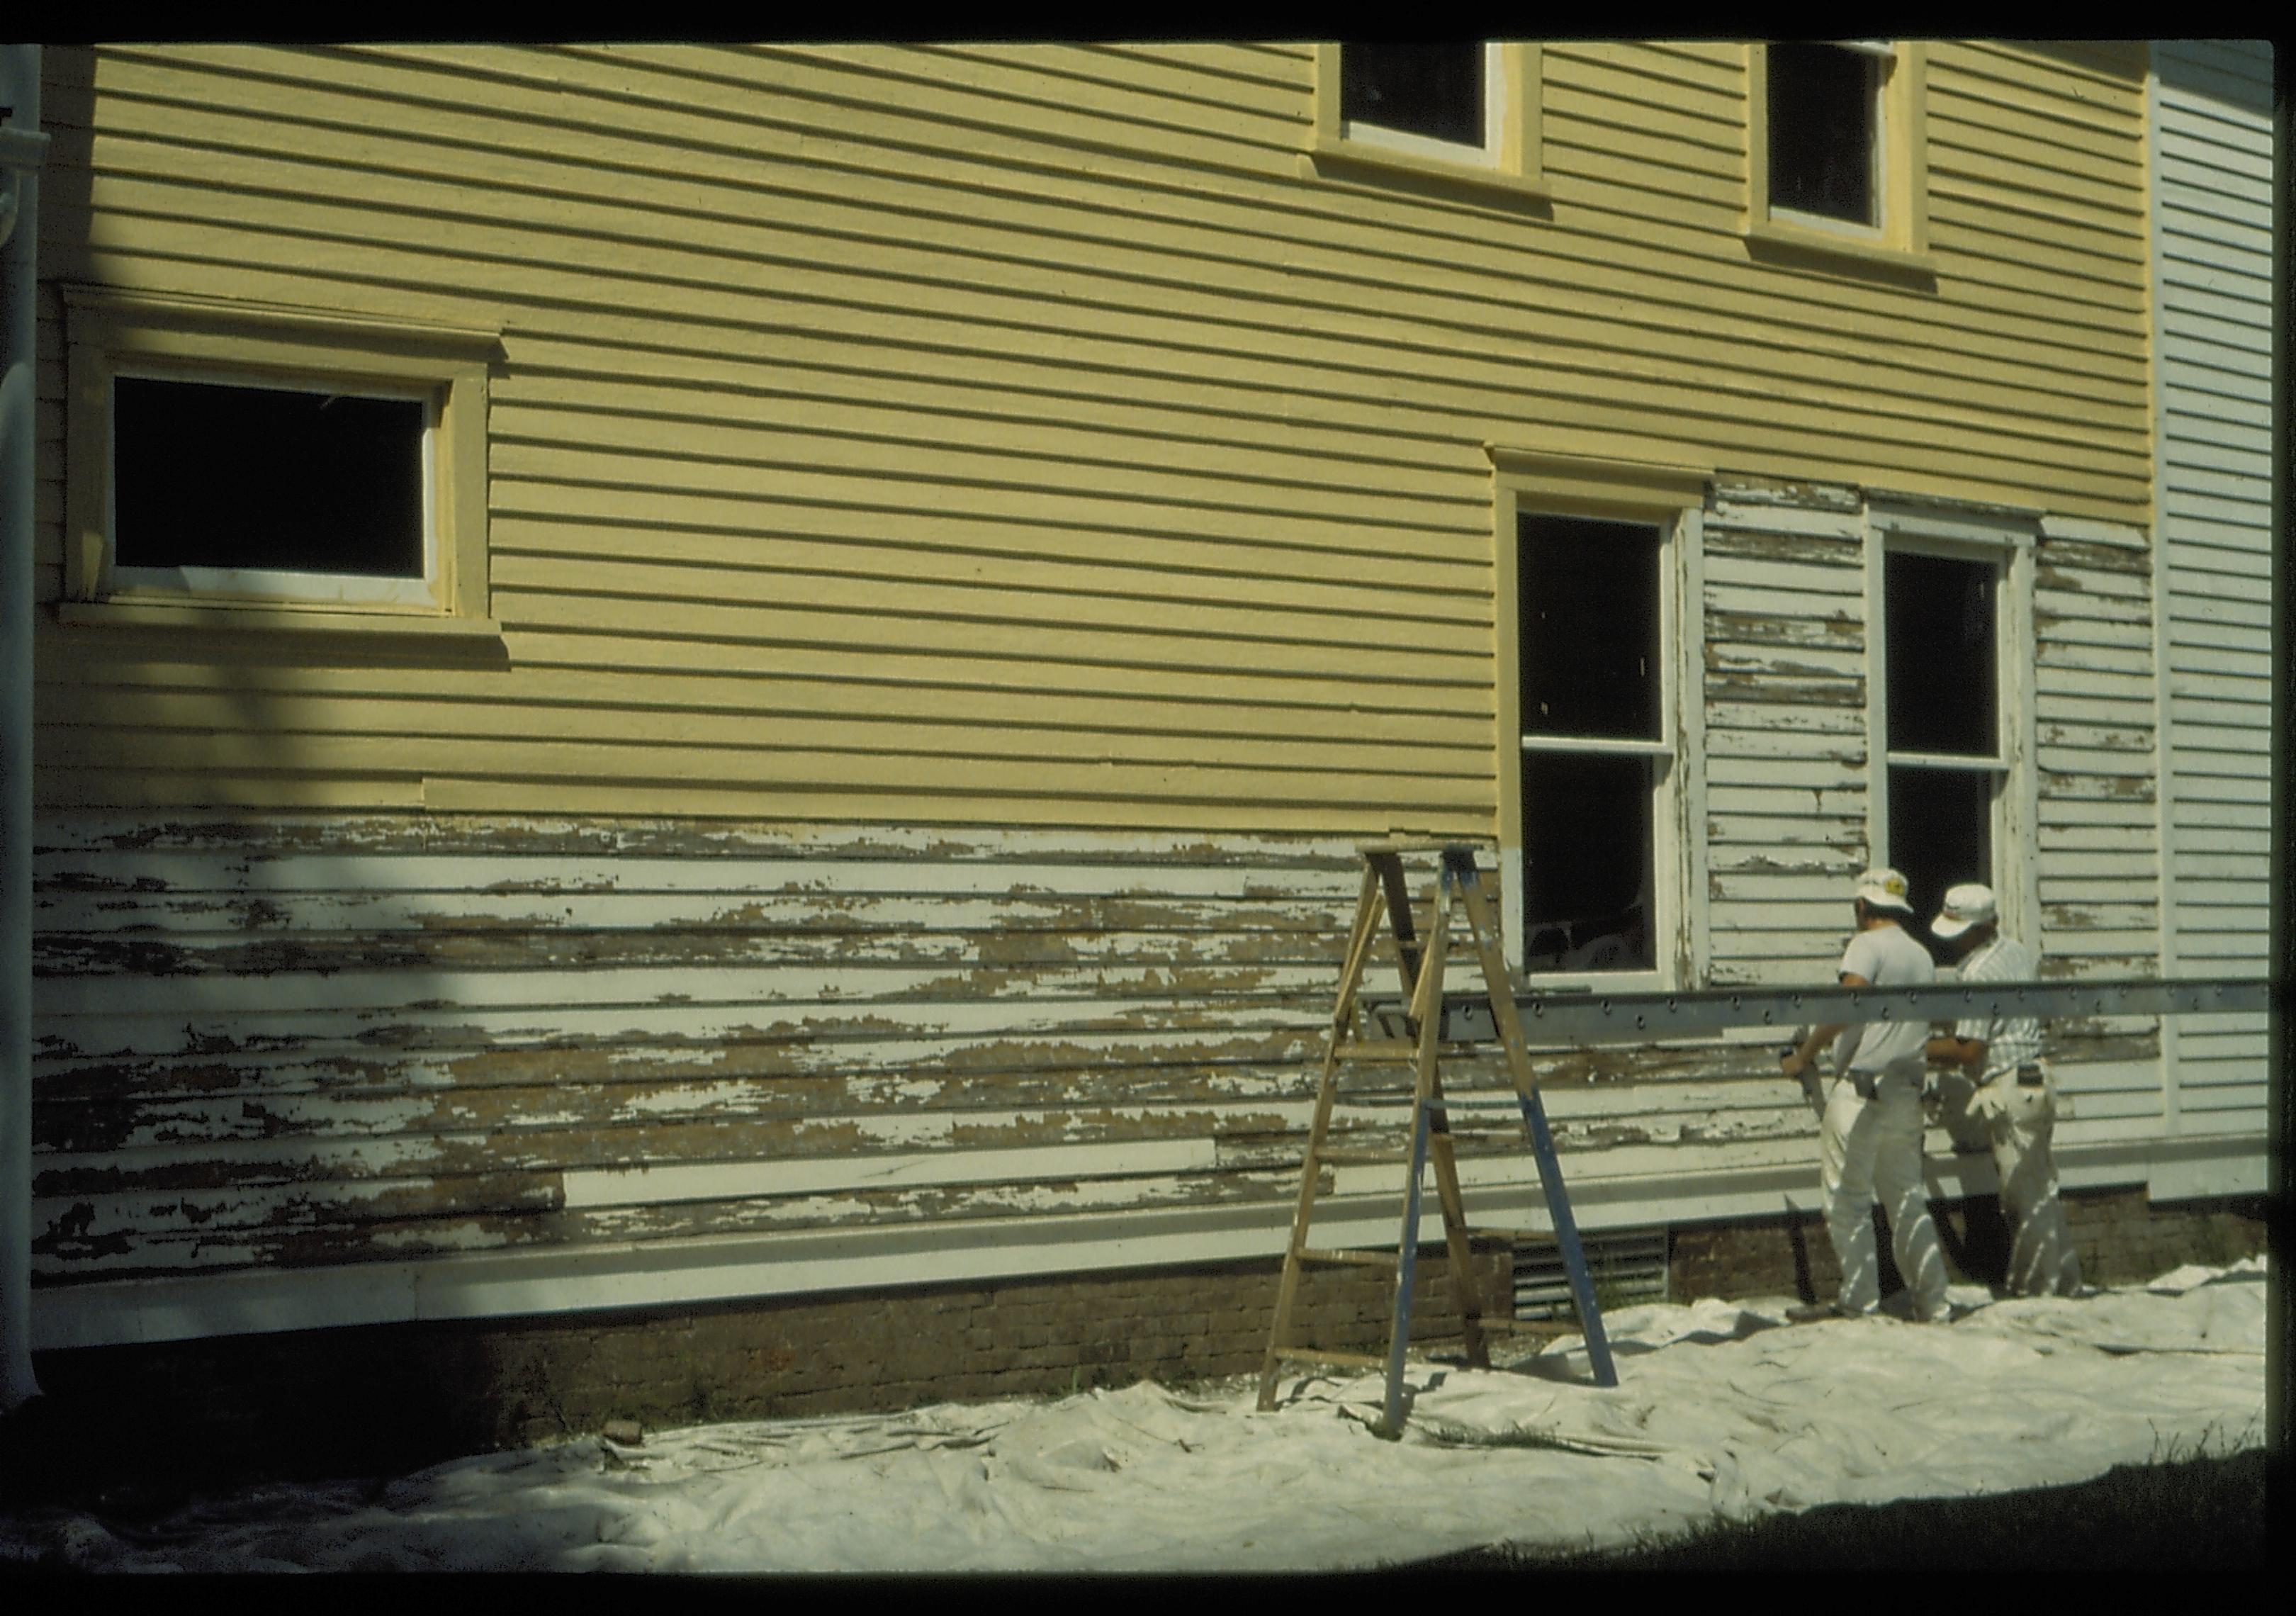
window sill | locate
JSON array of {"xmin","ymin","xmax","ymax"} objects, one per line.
[
  {"xmin": 1298, "ymin": 140, "xmax": 1551, "ymax": 210},
  {"xmin": 1743, "ymin": 217, "xmax": 1935, "ymax": 285},
  {"xmin": 56, "ymin": 600, "xmax": 508, "ymax": 658}
]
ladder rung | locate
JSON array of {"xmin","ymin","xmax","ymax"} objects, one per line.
[
  {"xmin": 1336, "ymin": 1039, "xmax": 1422, "ymax": 1062},
  {"xmin": 1296, "ymin": 1247, "xmax": 1402, "ymax": 1269},
  {"xmin": 1312, "ymin": 1148, "xmax": 1413, "ymax": 1167},
  {"xmin": 1270, "ymin": 1346, "xmax": 1389, "ymax": 1369}
]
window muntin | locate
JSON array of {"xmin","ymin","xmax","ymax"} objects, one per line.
[
  {"xmin": 1881, "ymin": 548, "xmax": 2003, "ymax": 945},
  {"xmin": 1517, "ymin": 512, "xmax": 1668, "ymax": 976},
  {"xmin": 112, "ymin": 374, "xmax": 432, "ymax": 585},
  {"xmin": 1767, "ymin": 40, "xmax": 1882, "ymax": 228}
]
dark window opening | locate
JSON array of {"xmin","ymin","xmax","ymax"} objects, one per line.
[
  {"xmin": 1519, "ymin": 514, "xmax": 1661, "ymax": 742},
  {"xmin": 114, "ymin": 375, "xmax": 427, "ymax": 578},
  {"xmin": 1884, "ymin": 551, "xmax": 1996, "ymax": 757},
  {"xmin": 1768, "ymin": 41, "xmax": 1878, "ymax": 226},
  {"xmin": 1340, "ymin": 43, "xmax": 1485, "ymax": 147},
  {"xmin": 1522, "ymin": 751, "xmax": 1655, "ymax": 975},
  {"xmin": 1887, "ymin": 765, "xmax": 1993, "ymax": 956}
]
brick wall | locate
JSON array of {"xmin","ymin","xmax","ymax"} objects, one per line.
[
  {"xmin": 1668, "ymin": 1188, "xmax": 2268, "ymax": 1305},
  {"xmin": 18, "ymin": 1250, "xmax": 1509, "ymax": 1492},
  {"xmin": 11, "ymin": 1186, "xmax": 2263, "ymax": 1498}
]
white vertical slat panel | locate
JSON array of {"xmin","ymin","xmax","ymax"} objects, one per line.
[{"xmin": 2149, "ymin": 40, "xmax": 2275, "ymax": 1145}]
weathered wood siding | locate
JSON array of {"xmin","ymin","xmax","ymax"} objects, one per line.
[
  {"xmin": 1700, "ymin": 478, "xmax": 1869, "ymax": 989},
  {"xmin": 2032, "ymin": 517, "xmax": 2169, "ymax": 1138},
  {"xmin": 24, "ymin": 44, "xmax": 2221, "ymax": 1345},
  {"xmin": 33, "ymin": 42, "xmax": 2149, "ymax": 822},
  {"xmin": 2149, "ymin": 41, "xmax": 2275, "ymax": 1152},
  {"xmin": 1697, "ymin": 478, "xmax": 2166, "ymax": 1143},
  {"xmin": 30, "ymin": 817, "xmax": 1826, "ymax": 1343}
]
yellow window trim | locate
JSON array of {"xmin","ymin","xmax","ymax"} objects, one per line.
[
  {"xmin": 1744, "ymin": 41, "xmax": 1935, "ymax": 283},
  {"xmin": 61, "ymin": 284, "xmax": 501, "ymax": 626},
  {"xmin": 1302, "ymin": 42, "xmax": 1548, "ymax": 204},
  {"xmin": 1485, "ymin": 444, "xmax": 1710, "ymax": 986}
]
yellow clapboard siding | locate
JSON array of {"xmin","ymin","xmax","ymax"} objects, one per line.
[
  {"xmin": 486, "ymin": 481, "xmax": 1491, "ymax": 583},
  {"xmin": 43, "ymin": 657, "xmax": 1495, "ymax": 744},
  {"xmin": 67, "ymin": 100, "xmax": 2149, "ymax": 427},
  {"xmin": 481, "ymin": 576, "xmax": 1492, "ymax": 674},
  {"xmin": 38, "ymin": 39, "xmax": 2161, "ymax": 824},
  {"xmin": 40, "ymin": 687, "xmax": 1497, "ymax": 777},
  {"xmin": 38, "ymin": 729, "xmax": 1500, "ymax": 809},
  {"xmin": 483, "ymin": 517, "xmax": 1489, "ymax": 627},
  {"xmin": 909, "ymin": 41, "xmax": 1307, "ymax": 126},
  {"xmin": 80, "ymin": 43, "xmax": 2150, "ymax": 387},
  {"xmin": 62, "ymin": 140, "xmax": 2149, "ymax": 448},
  {"xmin": 500, "ymin": 315, "xmax": 2146, "ymax": 470},
  {"xmin": 401, "ymin": 632, "xmax": 1490, "ymax": 714}
]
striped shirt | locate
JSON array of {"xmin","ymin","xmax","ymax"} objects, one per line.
[{"xmin": 1954, "ymin": 934, "xmax": 2044, "ymax": 1080}]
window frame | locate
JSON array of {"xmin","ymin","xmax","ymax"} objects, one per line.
[
  {"xmin": 1488, "ymin": 444, "xmax": 1709, "ymax": 989},
  {"xmin": 1307, "ymin": 42, "xmax": 1547, "ymax": 201},
  {"xmin": 1745, "ymin": 40, "xmax": 1932, "ymax": 278},
  {"xmin": 62, "ymin": 285, "xmax": 500, "ymax": 629},
  {"xmin": 1864, "ymin": 500, "xmax": 2041, "ymax": 946}
]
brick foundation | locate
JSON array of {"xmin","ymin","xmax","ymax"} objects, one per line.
[
  {"xmin": 16, "ymin": 1250, "xmax": 1509, "ymax": 1490},
  {"xmin": 1668, "ymin": 1186, "xmax": 2268, "ymax": 1305},
  {"xmin": 10, "ymin": 1186, "xmax": 2263, "ymax": 1494}
]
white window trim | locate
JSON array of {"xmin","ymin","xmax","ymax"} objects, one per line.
[
  {"xmin": 1864, "ymin": 500, "xmax": 2042, "ymax": 945},
  {"xmin": 1488, "ymin": 444, "xmax": 1711, "ymax": 991},
  {"xmin": 1745, "ymin": 40, "xmax": 1933, "ymax": 277},
  {"xmin": 1305, "ymin": 43, "xmax": 1547, "ymax": 202},
  {"xmin": 62, "ymin": 285, "xmax": 500, "ymax": 629}
]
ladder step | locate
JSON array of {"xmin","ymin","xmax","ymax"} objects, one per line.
[
  {"xmin": 1269, "ymin": 1346, "xmax": 1389, "ymax": 1369},
  {"xmin": 1312, "ymin": 1148, "xmax": 1414, "ymax": 1167},
  {"xmin": 1335, "ymin": 1039, "xmax": 1422, "ymax": 1062},
  {"xmin": 1296, "ymin": 1247, "xmax": 1402, "ymax": 1269}
]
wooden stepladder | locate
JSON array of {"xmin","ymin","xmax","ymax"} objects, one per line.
[{"xmin": 1256, "ymin": 838, "xmax": 1619, "ymax": 1434}]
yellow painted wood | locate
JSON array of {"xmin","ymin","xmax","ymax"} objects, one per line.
[{"xmin": 35, "ymin": 40, "xmax": 2157, "ymax": 821}]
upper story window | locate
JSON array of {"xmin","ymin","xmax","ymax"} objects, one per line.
[
  {"xmin": 1307, "ymin": 43, "xmax": 1546, "ymax": 201},
  {"xmin": 62, "ymin": 286, "xmax": 499, "ymax": 629},
  {"xmin": 1340, "ymin": 42, "xmax": 1492, "ymax": 159},
  {"xmin": 1767, "ymin": 40, "xmax": 1882, "ymax": 228},
  {"xmin": 1746, "ymin": 40, "xmax": 1932, "ymax": 278}
]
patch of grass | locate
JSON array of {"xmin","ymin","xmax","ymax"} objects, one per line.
[{"xmin": 1402, "ymin": 1448, "xmax": 2268, "ymax": 1572}]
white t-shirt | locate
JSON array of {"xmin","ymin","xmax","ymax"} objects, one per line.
[{"xmin": 1832, "ymin": 921, "xmax": 1935, "ymax": 1072}]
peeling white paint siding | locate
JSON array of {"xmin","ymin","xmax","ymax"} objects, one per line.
[
  {"xmin": 2148, "ymin": 40, "xmax": 2275, "ymax": 1153},
  {"xmin": 1700, "ymin": 479, "xmax": 1870, "ymax": 987},
  {"xmin": 19, "ymin": 812, "xmax": 2004, "ymax": 1336}
]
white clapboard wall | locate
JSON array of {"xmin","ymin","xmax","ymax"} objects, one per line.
[{"xmin": 2149, "ymin": 41, "xmax": 2275, "ymax": 1159}]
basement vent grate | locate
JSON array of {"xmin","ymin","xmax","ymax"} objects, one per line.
[{"xmin": 1513, "ymin": 1228, "xmax": 1670, "ymax": 1320}]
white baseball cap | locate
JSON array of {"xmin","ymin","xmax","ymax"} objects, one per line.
[
  {"xmin": 1929, "ymin": 882, "xmax": 1998, "ymax": 941},
  {"xmin": 1850, "ymin": 868, "xmax": 1915, "ymax": 914}
]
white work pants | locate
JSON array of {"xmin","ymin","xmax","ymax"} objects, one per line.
[
  {"xmin": 1939, "ymin": 1069, "xmax": 2083, "ymax": 1297},
  {"xmin": 1819, "ymin": 1061, "xmax": 1950, "ymax": 1320}
]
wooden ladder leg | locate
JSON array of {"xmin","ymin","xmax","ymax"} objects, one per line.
[
  {"xmin": 1424, "ymin": 1072, "xmax": 1489, "ymax": 1371},
  {"xmin": 1378, "ymin": 864, "xmax": 1453, "ymax": 1436},
  {"xmin": 1256, "ymin": 863, "xmax": 1387, "ymax": 1412},
  {"xmin": 1455, "ymin": 858, "xmax": 1619, "ymax": 1388}
]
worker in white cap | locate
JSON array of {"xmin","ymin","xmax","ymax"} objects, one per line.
[
  {"xmin": 1780, "ymin": 868, "xmax": 1954, "ymax": 1322},
  {"xmin": 1923, "ymin": 883, "xmax": 2083, "ymax": 1297}
]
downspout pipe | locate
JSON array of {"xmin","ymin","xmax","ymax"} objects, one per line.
[{"xmin": 1, "ymin": 45, "xmax": 47, "ymax": 1413}]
